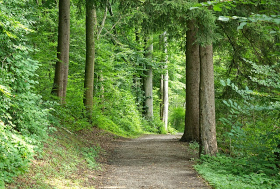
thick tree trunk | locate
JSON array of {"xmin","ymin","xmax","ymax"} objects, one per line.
[
  {"xmin": 144, "ymin": 37, "xmax": 153, "ymax": 119},
  {"xmin": 199, "ymin": 44, "xmax": 218, "ymax": 155},
  {"xmin": 83, "ymin": 0, "xmax": 97, "ymax": 119},
  {"xmin": 180, "ymin": 20, "xmax": 200, "ymax": 142},
  {"xmin": 160, "ymin": 31, "xmax": 169, "ymax": 131},
  {"xmin": 51, "ymin": 0, "xmax": 70, "ymax": 104}
]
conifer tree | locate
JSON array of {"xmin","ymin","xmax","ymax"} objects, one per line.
[
  {"xmin": 198, "ymin": 0, "xmax": 218, "ymax": 155},
  {"xmin": 180, "ymin": 19, "xmax": 200, "ymax": 142}
]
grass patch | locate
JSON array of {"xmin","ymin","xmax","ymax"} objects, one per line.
[
  {"xmin": 194, "ymin": 154, "xmax": 280, "ymax": 189},
  {"xmin": 5, "ymin": 127, "xmax": 103, "ymax": 189}
]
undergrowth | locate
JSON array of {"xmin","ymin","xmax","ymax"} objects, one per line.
[
  {"xmin": 195, "ymin": 154, "xmax": 280, "ymax": 189},
  {"xmin": 5, "ymin": 128, "xmax": 102, "ymax": 189}
]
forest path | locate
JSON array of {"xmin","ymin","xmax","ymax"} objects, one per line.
[{"xmin": 97, "ymin": 134, "xmax": 210, "ymax": 189}]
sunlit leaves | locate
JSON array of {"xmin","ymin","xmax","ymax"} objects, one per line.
[
  {"xmin": 0, "ymin": 0, "xmax": 50, "ymax": 184},
  {"xmin": 218, "ymin": 16, "xmax": 230, "ymax": 22},
  {"xmin": 0, "ymin": 85, "xmax": 11, "ymax": 97},
  {"xmin": 237, "ymin": 22, "xmax": 246, "ymax": 30}
]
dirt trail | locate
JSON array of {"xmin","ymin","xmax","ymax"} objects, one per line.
[{"xmin": 97, "ymin": 134, "xmax": 210, "ymax": 189}]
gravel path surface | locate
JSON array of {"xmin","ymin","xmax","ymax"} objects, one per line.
[{"xmin": 98, "ymin": 134, "xmax": 210, "ymax": 189}]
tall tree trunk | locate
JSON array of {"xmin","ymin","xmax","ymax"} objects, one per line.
[
  {"xmin": 160, "ymin": 31, "xmax": 169, "ymax": 131},
  {"xmin": 134, "ymin": 28, "xmax": 143, "ymax": 111},
  {"xmin": 197, "ymin": 0, "xmax": 218, "ymax": 156},
  {"xmin": 160, "ymin": 75, "xmax": 164, "ymax": 119},
  {"xmin": 83, "ymin": 0, "xmax": 97, "ymax": 119},
  {"xmin": 51, "ymin": 0, "xmax": 70, "ymax": 104},
  {"xmin": 144, "ymin": 37, "xmax": 153, "ymax": 119},
  {"xmin": 180, "ymin": 20, "xmax": 200, "ymax": 142},
  {"xmin": 199, "ymin": 44, "xmax": 218, "ymax": 155}
]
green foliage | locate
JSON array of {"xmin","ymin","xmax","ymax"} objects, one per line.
[
  {"xmin": 213, "ymin": 58, "xmax": 280, "ymax": 187},
  {"xmin": 141, "ymin": 117, "xmax": 166, "ymax": 134},
  {"xmin": 169, "ymin": 107, "xmax": 185, "ymax": 132},
  {"xmin": 217, "ymin": 78, "xmax": 280, "ymax": 156},
  {"xmin": 95, "ymin": 114, "xmax": 133, "ymax": 137},
  {"xmin": 0, "ymin": 0, "xmax": 51, "ymax": 185},
  {"xmin": 81, "ymin": 146, "xmax": 101, "ymax": 170},
  {"xmin": 5, "ymin": 128, "xmax": 103, "ymax": 188},
  {"xmin": 0, "ymin": 121, "xmax": 34, "ymax": 185},
  {"xmin": 92, "ymin": 88, "xmax": 144, "ymax": 137},
  {"xmin": 3, "ymin": 0, "xmax": 279, "ymax": 187},
  {"xmin": 195, "ymin": 154, "xmax": 280, "ymax": 189}
]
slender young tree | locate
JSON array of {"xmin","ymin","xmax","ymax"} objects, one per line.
[
  {"xmin": 160, "ymin": 31, "xmax": 169, "ymax": 131},
  {"xmin": 83, "ymin": 0, "xmax": 97, "ymax": 119},
  {"xmin": 180, "ymin": 19, "xmax": 200, "ymax": 142},
  {"xmin": 51, "ymin": 0, "xmax": 70, "ymax": 104},
  {"xmin": 143, "ymin": 36, "xmax": 154, "ymax": 119}
]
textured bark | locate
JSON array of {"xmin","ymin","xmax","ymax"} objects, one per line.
[
  {"xmin": 144, "ymin": 37, "xmax": 153, "ymax": 119},
  {"xmin": 159, "ymin": 31, "xmax": 169, "ymax": 131},
  {"xmin": 199, "ymin": 45, "xmax": 218, "ymax": 155},
  {"xmin": 51, "ymin": 0, "xmax": 70, "ymax": 104},
  {"xmin": 83, "ymin": 0, "xmax": 97, "ymax": 118},
  {"xmin": 180, "ymin": 20, "xmax": 200, "ymax": 142}
]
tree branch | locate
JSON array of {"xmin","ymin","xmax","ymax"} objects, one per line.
[
  {"xmin": 97, "ymin": 5, "xmax": 108, "ymax": 40},
  {"xmin": 102, "ymin": 27, "xmax": 123, "ymax": 46}
]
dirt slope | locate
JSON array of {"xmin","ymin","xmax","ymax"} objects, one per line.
[{"xmin": 97, "ymin": 134, "xmax": 210, "ymax": 189}]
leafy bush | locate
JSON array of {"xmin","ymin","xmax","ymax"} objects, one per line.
[
  {"xmin": 209, "ymin": 77, "xmax": 280, "ymax": 188},
  {"xmin": 141, "ymin": 117, "xmax": 166, "ymax": 134},
  {"xmin": 0, "ymin": 121, "xmax": 35, "ymax": 186},
  {"xmin": 169, "ymin": 107, "xmax": 185, "ymax": 132},
  {"xmin": 0, "ymin": 1, "xmax": 51, "ymax": 185},
  {"xmin": 81, "ymin": 146, "xmax": 101, "ymax": 170},
  {"xmin": 95, "ymin": 114, "xmax": 132, "ymax": 137}
]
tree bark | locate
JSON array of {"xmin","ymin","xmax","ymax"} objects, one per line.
[
  {"xmin": 160, "ymin": 31, "xmax": 169, "ymax": 131},
  {"xmin": 134, "ymin": 28, "xmax": 143, "ymax": 111},
  {"xmin": 51, "ymin": 0, "xmax": 70, "ymax": 104},
  {"xmin": 199, "ymin": 44, "xmax": 218, "ymax": 155},
  {"xmin": 180, "ymin": 19, "xmax": 200, "ymax": 142},
  {"xmin": 144, "ymin": 37, "xmax": 153, "ymax": 119},
  {"xmin": 83, "ymin": 0, "xmax": 97, "ymax": 119}
]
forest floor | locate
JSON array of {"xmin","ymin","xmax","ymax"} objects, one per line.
[{"xmin": 96, "ymin": 134, "xmax": 211, "ymax": 189}]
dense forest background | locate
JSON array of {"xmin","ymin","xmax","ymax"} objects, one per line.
[{"xmin": 1, "ymin": 0, "xmax": 280, "ymax": 188}]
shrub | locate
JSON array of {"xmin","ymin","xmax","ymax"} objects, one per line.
[{"xmin": 169, "ymin": 107, "xmax": 185, "ymax": 132}]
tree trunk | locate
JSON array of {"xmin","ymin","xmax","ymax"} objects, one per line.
[
  {"xmin": 83, "ymin": 0, "xmax": 97, "ymax": 119},
  {"xmin": 160, "ymin": 74, "xmax": 163, "ymax": 119},
  {"xmin": 180, "ymin": 19, "xmax": 200, "ymax": 142},
  {"xmin": 144, "ymin": 37, "xmax": 153, "ymax": 119},
  {"xmin": 134, "ymin": 28, "xmax": 143, "ymax": 111},
  {"xmin": 51, "ymin": 0, "xmax": 70, "ymax": 104},
  {"xmin": 160, "ymin": 31, "xmax": 169, "ymax": 131},
  {"xmin": 199, "ymin": 44, "xmax": 218, "ymax": 155}
]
